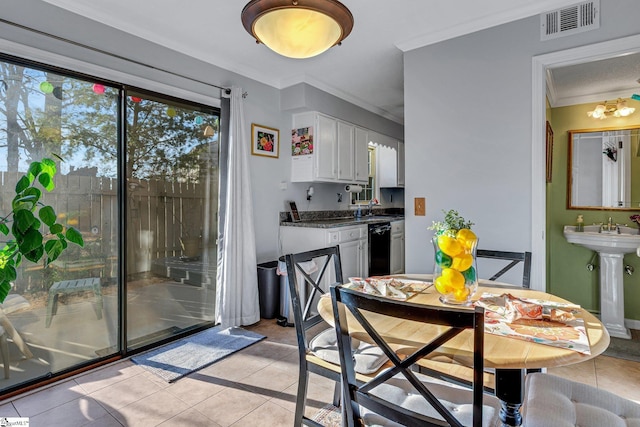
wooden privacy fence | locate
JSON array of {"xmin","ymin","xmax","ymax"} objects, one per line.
[{"xmin": 0, "ymin": 172, "xmax": 214, "ymax": 293}]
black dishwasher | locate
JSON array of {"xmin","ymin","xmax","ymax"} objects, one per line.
[{"xmin": 368, "ymin": 222, "xmax": 391, "ymax": 276}]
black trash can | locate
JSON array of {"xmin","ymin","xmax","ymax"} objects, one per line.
[{"xmin": 257, "ymin": 261, "xmax": 280, "ymax": 319}]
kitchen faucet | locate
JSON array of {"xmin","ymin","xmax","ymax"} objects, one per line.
[{"xmin": 367, "ymin": 199, "xmax": 374, "ymax": 216}]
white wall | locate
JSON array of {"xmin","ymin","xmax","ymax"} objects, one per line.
[{"xmin": 403, "ymin": 0, "xmax": 640, "ymax": 282}]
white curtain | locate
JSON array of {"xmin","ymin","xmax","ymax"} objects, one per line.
[{"xmin": 216, "ymin": 86, "xmax": 260, "ymax": 327}]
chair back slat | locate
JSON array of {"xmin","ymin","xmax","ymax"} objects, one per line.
[
  {"xmin": 477, "ymin": 249, "xmax": 532, "ymax": 288},
  {"xmin": 331, "ymin": 285, "xmax": 486, "ymax": 427},
  {"xmin": 285, "ymin": 246, "xmax": 343, "ymax": 351}
]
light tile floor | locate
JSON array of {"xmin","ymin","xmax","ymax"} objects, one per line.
[{"xmin": 1, "ymin": 319, "xmax": 639, "ymax": 426}]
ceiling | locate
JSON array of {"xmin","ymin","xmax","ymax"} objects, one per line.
[
  {"xmin": 39, "ymin": 0, "xmax": 635, "ymax": 123},
  {"xmin": 547, "ymin": 52, "xmax": 640, "ymax": 108}
]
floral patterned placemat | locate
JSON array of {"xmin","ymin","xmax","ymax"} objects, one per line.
[
  {"xmin": 475, "ymin": 293, "xmax": 591, "ymax": 354},
  {"xmin": 345, "ymin": 277, "xmax": 432, "ymax": 300}
]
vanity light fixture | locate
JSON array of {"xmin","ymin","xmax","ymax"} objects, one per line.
[
  {"xmin": 241, "ymin": 0, "xmax": 354, "ymax": 59},
  {"xmin": 587, "ymin": 98, "xmax": 636, "ymax": 119}
]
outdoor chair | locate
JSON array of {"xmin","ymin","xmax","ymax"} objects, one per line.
[
  {"xmin": 523, "ymin": 372, "xmax": 640, "ymax": 426},
  {"xmin": 0, "ymin": 293, "xmax": 34, "ymax": 378},
  {"xmin": 285, "ymin": 246, "xmax": 388, "ymax": 427},
  {"xmin": 331, "ymin": 284, "xmax": 501, "ymax": 427}
]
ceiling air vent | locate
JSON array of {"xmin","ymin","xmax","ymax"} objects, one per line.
[{"xmin": 540, "ymin": 0, "xmax": 599, "ymax": 41}]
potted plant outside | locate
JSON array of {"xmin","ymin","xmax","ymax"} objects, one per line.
[{"xmin": 0, "ymin": 158, "xmax": 84, "ymax": 302}]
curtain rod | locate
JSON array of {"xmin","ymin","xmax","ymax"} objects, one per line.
[{"xmin": 0, "ymin": 17, "xmax": 235, "ymax": 96}]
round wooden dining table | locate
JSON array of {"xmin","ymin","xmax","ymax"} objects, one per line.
[{"xmin": 316, "ymin": 275, "xmax": 610, "ymax": 427}]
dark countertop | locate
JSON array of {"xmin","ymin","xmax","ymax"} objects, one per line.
[{"xmin": 280, "ymin": 215, "xmax": 404, "ymax": 228}]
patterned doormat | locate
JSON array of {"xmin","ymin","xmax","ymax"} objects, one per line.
[
  {"xmin": 312, "ymin": 404, "xmax": 342, "ymax": 427},
  {"xmin": 602, "ymin": 329, "xmax": 640, "ymax": 363},
  {"xmin": 131, "ymin": 325, "xmax": 265, "ymax": 382}
]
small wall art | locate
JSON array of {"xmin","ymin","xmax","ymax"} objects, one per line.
[
  {"xmin": 251, "ymin": 124, "xmax": 279, "ymax": 158},
  {"xmin": 292, "ymin": 126, "xmax": 313, "ymax": 156},
  {"xmin": 546, "ymin": 120, "xmax": 554, "ymax": 183}
]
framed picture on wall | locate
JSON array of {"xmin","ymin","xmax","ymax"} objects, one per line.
[
  {"xmin": 251, "ymin": 123, "xmax": 279, "ymax": 158},
  {"xmin": 546, "ymin": 121, "xmax": 554, "ymax": 183},
  {"xmin": 292, "ymin": 126, "xmax": 313, "ymax": 156}
]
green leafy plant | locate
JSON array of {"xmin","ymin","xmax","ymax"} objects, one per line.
[
  {"xmin": 0, "ymin": 158, "xmax": 84, "ymax": 302},
  {"xmin": 428, "ymin": 209, "xmax": 474, "ymax": 236}
]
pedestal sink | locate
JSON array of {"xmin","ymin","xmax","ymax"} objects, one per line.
[{"xmin": 564, "ymin": 225, "xmax": 640, "ymax": 339}]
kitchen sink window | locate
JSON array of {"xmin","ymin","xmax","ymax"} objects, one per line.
[{"xmin": 351, "ymin": 146, "xmax": 378, "ymax": 204}]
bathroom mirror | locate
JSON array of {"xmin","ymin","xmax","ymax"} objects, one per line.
[{"xmin": 568, "ymin": 126, "xmax": 640, "ymax": 210}]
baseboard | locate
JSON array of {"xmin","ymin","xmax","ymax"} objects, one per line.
[{"xmin": 626, "ymin": 318, "xmax": 640, "ymax": 331}]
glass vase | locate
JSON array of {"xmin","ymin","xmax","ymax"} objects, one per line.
[{"xmin": 432, "ymin": 230, "xmax": 478, "ymax": 305}]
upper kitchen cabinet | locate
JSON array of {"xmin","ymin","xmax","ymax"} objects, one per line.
[
  {"xmin": 291, "ymin": 111, "xmax": 367, "ymax": 184},
  {"xmin": 337, "ymin": 120, "xmax": 355, "ymax": 181},
  {"xmin": 354, "ymin": 126, "xmax": 369, "ymax": 184},
  {"xmin": 372, "ymin": 132, "xmax": 404, "ymax": 188},
  {"xmin": 397, "ymin": 141, "xmax": 405, "ymax": 187}
]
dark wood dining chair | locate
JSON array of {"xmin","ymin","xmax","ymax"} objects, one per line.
[
  {"xmin": 477, "ymin": 249, "xmax": 532, "ymax": 288},
  {"xmin": 331, "ymin": 285, "xmax": 501, "ymax": 427},
  {"xmin": 417, "ymin": 250, "xmax": 535, "ymax": 394},
  {"xmin": 285, "ymin": 246, "xmax": 388, "ymax": 427}
]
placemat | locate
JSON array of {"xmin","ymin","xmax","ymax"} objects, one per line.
[{"xmin": 475, "ymin": 293, "xmax": 591, "ymax": 354}]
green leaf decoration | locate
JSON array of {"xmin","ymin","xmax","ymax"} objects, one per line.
[
  {"xmin": 14, "ymin": 209, "xmax": 36, "ymax": 234},
  {"xmin": 0, "ymin": 281, "xmax": 10, "ymax": 304},
  {"xmin": 50, "ymin": 223, "xmax": 63, "ymax": 234},
  {"xmin": 0, "ymin": 156, "xmax": 83, "ymax": 304},
  {"xmin": 18, "ymin": 228, "xmax": 43, "ymax": 255},
  {"xmin": 65, "ymin": 227, "xmax": 84, "ymax": 247},
  {"xmin": 23, "ymin": 246, "xmax": 43, "ymax": 263},
  {"xmin": 27, "ymin": 161, "xmax": 42, "ymax": 182},
  {"xmin": 39, "ymin": 206, "xmax": 57, "ymax": 227},
  {"xmin": 428, "ymin": 209, "xmax": 474, "ymax": 235},
  {"xmin": 4, "ymin": 265, "xmax": 16, "ymax": 282},
  {"xmin": 38, "ymin": 173, "xmax": 54, "ymax": 192},
  {"xmin": 45, "ymin": 240, "xmax": 64, "ymax": 263},
  {"xmin": 41, "ymin": 158, "xmax": 57, "ymax": 176},
  {"xmin": 22, "ymin": 187, "xmax": 42, "ymax": 206},
  {"xmin": 15, "ymin": 176, "xmax": 31, "ymax": 193},
  {"xmin": 12, "ymin": 195, "xmax": 37, "ymax": 212}
]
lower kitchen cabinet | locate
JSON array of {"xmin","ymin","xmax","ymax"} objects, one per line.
[
  {"xmin": 390, "ymin": 220, "xmax": 405, "ymax": 274},
  {"xmin": 280, "ymin": 224, "xmax": 368, "ymax": 281}
]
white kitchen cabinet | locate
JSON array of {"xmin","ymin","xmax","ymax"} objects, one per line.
[
  {"xmin": 291, "ymin": 111, "xmax": 367, "ymax": 184},
  {"xmin": 316, "ymin": 113, "xmax": 337, "ymax": 180},
  {"xmin": 372, "ymin": 132, "xmax": 404, "ymax": 188},
  {"xmin": 337, "ymin": 120, "xmax": 355, "ymax": 181},
  {"xmin": 280, "ymin": 224, "xmax": 368, "ymax": 280},
  {"xmin": 390, "ymin": 220, "xmax": 405, "ymax": 274},
  {"xmin": 397, "ymin": 141, "xmax": 405, "ymax": 187},
  {"xmin": 354, "ymin": 126, "xmax": 369, "ymax": 184},
  {"xmin": 376, "ymin": 137, "xmax": 398, "ymax": 188}
]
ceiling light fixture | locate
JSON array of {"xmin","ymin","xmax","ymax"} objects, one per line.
[
  {"xmin": 241, "ymin": 0, "xmax": 354, "ymax": 59},
  {"xmin": 587, "ymin": 98, "xmax": 636, "ymax": 119}
]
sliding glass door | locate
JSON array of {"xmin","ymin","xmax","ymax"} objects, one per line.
[
  {"xmin": 0, "ymin": 55, "xmax": 219, "ymax": 395},
  {"xmin": 124, "ymin": 92, "xmax": 219, "ymax": 350}
]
